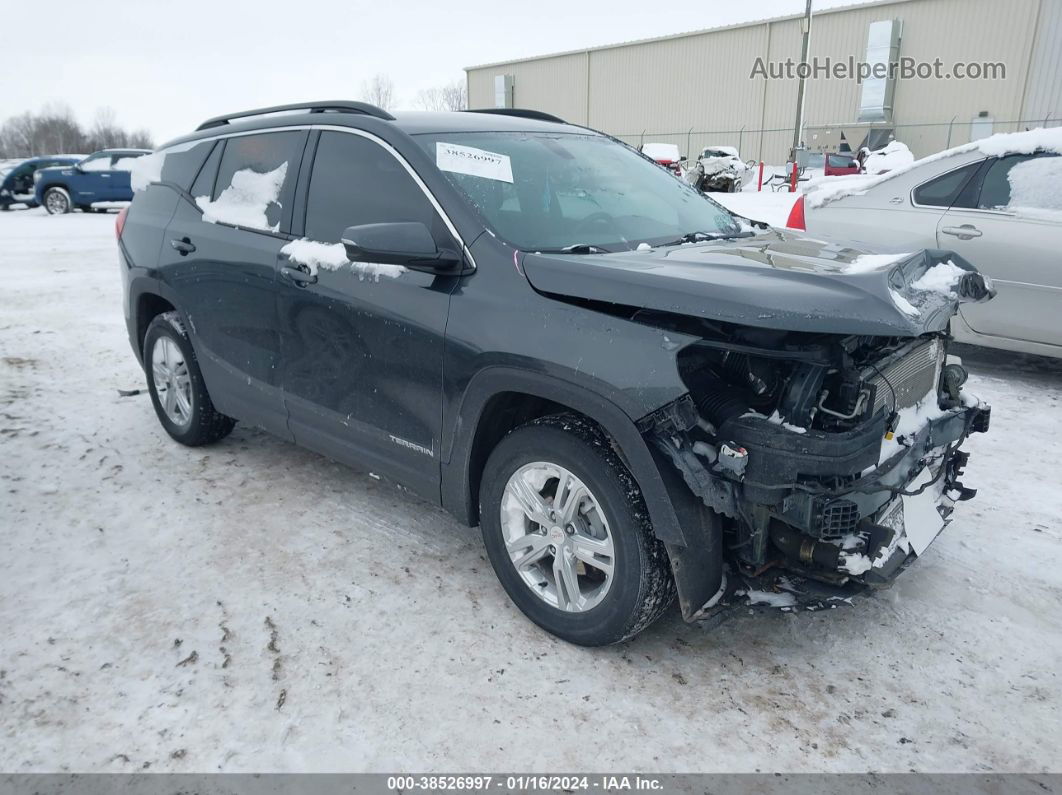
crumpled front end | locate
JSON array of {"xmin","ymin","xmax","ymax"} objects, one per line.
[{"xmin": 640, "ymin": 325, "xmax": 990, "ymax": 619}]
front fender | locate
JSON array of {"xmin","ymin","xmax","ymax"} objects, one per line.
[{"xmin": 441, "ymin": 366, "xmax": 693, "ymax": 548}]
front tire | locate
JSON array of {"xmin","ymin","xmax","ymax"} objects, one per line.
[
  {"xmin": 43, "ymin": 187, "xmax": 71, "ymax": 214},
  {"xmin": 480, "ymin": 414, "xmax": 675, "ymax": 646},
  {"xmin": 143, "ymin": 312, "xmax": 235, "ymax": 446}
]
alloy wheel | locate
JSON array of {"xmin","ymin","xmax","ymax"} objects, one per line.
[
  {"xmin": 151, "ymin": 336, "xmax": 193, "ymax": 428},
  {"xmin": 500, "ymin": 462, "xmax": 615, "ymax": 612}
]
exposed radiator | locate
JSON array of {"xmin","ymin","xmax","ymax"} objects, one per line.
[{"xmin": 868, "ymin": 339, "xmax": 943, "ymax": 416}]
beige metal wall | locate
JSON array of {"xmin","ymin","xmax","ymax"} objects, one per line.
[{"xmin": 466, "ymin": 0, "xmax": 1050, "ymax": 163}]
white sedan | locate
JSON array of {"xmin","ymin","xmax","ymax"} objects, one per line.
[{"xmin": 787, "ymin": 128, "xmax": 1062, "ymax": 358}]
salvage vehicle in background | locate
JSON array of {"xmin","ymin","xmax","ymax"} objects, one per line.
[
  {"xmin": 0, "ymin": 155, "xmax": 82, "ymax": 209},
  {"xmin": 789, "ymin": 128, "xmax": 1062, "ymax": 358},
  {"xmin": 686, "ymin": 145, "xmax": 746, "ymax": 192},
  {"xmin": 119, "ymin": 102, "xmax": 992, "ymax": 645},
  {"xmin": 640, "ymin": 142, "xmax": 684, "ymax": 176},
  {"xmin": 824, "ymin": 151, "xmax": 860, "ymax": 176},
  {"xmin": 35, "ymin": 148, "xmax": 151, "ymax": 214}
]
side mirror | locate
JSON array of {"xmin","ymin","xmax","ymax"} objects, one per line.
[{"xmin": 341, "ymin": 222, "xmax": 462, "ymax": 273}]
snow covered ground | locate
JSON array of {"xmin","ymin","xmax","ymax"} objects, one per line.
[{"xmin": 2, "ymin": 206, "xmax": 1061, "ymax": 773}]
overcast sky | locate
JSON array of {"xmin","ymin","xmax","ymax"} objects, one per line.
[{"xmin": 2, "ymin": 0, "xmax": 878, "ymax": 144}]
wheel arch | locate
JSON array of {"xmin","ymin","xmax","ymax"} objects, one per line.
[
  {"xmin": 441, "ymin": 367, "xmax": 693, "ymax": 548},
  {"xmin": 134, "ymin": 292, "xmax": 177, "ymax": 359}
]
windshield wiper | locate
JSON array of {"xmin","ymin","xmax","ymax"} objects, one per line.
[
  {"xmin": 550, "ymin": 243, "xmax": 610, "ymax": 254},
  {"xmin": 660, "ymin": 229, "xmax": 754, "ymax": 247}
]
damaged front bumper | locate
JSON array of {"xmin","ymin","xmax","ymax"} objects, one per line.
[{"xmin": 643, "ymin": 391, "xmax": 991, "ymax": 622}]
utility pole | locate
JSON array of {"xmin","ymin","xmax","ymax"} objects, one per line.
[{"xmin": 791, "ymin": 0, "xmax": 813, "ymax": 157}]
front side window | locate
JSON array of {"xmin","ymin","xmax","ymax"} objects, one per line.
[
  {"xmin": 414, "ymin": 132, "xmax": 742, "ymax": 252},
  {"xmin": 198, "ymin": 131, "xmax": 305, "ymax": 233},
  {"xmin": 304, "ymin": 131, "xmax": 443, "ymax": 244},
  {"xmin": 79, "ymin": 153, "xmax": 114, "ymax": 171}
]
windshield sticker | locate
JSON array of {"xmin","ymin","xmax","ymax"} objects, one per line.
[{"xmin": 436, "ymin": 142, "xmax": 513, "ymax": 183}]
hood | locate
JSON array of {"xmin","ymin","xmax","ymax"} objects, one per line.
[{"xmin": 521, "ymin": 229, "xmax": 994, "ymax": 337}]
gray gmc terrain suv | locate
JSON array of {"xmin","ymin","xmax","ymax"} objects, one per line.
[{"xmin": 118, "ymin": 101, "xmax": 992, "ymax": 645}]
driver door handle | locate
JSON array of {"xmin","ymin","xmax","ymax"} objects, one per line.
[
  {"xmin": 941, "ymin": 224, "xmax": 982, "ymax": 240},
  {"xmin": 280, "ymin": 265, "xmax": 317, "ymax": 286},
  {"xmin": 170, "ymin": 237, "xmax": 196, "ymax": 255}
]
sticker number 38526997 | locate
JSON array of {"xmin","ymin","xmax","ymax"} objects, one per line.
[{"xmin": 436, "ymin": 142, "xmax": 514, "ymax": 183}]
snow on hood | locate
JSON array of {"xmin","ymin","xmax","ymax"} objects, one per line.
[
  {"xmin": 196, "ymin": 164, "xmax": 287, "ymax": 232},
  {"xmin": 805, "ymin": 126, "xmax": 1062, "ymax": 208}
]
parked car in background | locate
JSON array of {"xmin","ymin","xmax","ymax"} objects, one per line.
[
  {"xmin": 824, "ymin": 151, "xmax": 860, "ymax": 176},
  {"xmin": 686, "ymin": 145, "xmax": 746, "ymax": 192},
  {"xmin": 788, "ymin": 128, "xmax": 1062, "ymax": 358},
  {"xmin": 34, "ymin": 148, "xmax": 151, "ymax": 214},
  {"xmin": 118, "ymin": 101, "xmax": 992, "ymax": 645},
  {"xmin": 639, "ymin": 142, "xmax": 684, "ymax": 176},
  {"xmin": 0, "ymin": 156, "xmax": 83, "ymax": 210}
]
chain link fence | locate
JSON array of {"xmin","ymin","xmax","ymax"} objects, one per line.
[{"xmin": 614, "ymin": 117, "xmax": 1061, "ymax": 167}]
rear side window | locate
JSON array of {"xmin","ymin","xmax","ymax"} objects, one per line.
[
  {"xmin": 205, "ymin": 131, "xmax": 306, "ymax": 233},
  {"xmin": 827, "ymin": 154, "xmax": 854, "ymax": 168},
  {"xmin": 977, "ymin": 153, "xmax": 1059, "ymax": 211},
  {"xmin": 913, "ymin": 162, "xmax": 980, "ymax": 207},
  {"xmin": 189, "ymin": 142, "xmax": 222, "ymax": 199},
  {"xmin": 303, "ymin": 131, "xmax": 443, "ymax": 244},
  {"xmin": 159, "ymin": 140, "xmax": 216, "ymax": 191}
]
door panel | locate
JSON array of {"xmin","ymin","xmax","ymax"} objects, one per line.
[
  {"xmin": 277, "ymin": 130, "xmax": 458, "ymax": 496},
  {"xmin": 154, "ymin": 130, "xmax": 308, "ymax": 438},
  {"xmin": 158, "ymin": 198, "xmax": 290, "ymax": 436},
  {"xmin": 938, "ymin": 153, "xmax": 1062, "ymax": 346},
  {"xmin": 939, "ymin": 209, "xmax": 1062, "ymax": 345}
]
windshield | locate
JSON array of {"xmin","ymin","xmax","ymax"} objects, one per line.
[{"xmin": 415, "ymin": 132, "xmax": 742, "ymax": 252}]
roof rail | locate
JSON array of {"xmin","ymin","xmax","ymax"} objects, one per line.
[
  {"xmin": 196, "ymin": 101, "xmax": 395, "ymax": 131},
  {"xmin": 464, "ymin": 108, "xmax": 567, "ymax": 124}
]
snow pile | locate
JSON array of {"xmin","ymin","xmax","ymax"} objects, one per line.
[
  {"xmin": 642, "ymin": 143, "xmax": 681, "ymax": 162},
  {"xmin": 863, "ymin": 141, "xmax": 914, "ymax": 175},
  {"xmin": 197, "ymin": 164, "xmax": 287, "ymax": 232},
  {"xmin": 740, "ymin": 410, "xmax": 807, "ymax": 434},
  {"xmin": 911, "ymin": 259, "xmax": 967, "ymax": 294},
  {"xmin": 806, "ymin": 126, "xmax": 1062, "ymax": 208},
  {"xmin": 280, "ymin": 238, "xmax": 406, "ymax": 281},
  {"xmin": 878, "ymin": 391, "xmax": 951, "ymax": 463},
  {"xmin": 1005, "ymin": 156, "xmax": 1062, "ymax": 220},
  {"xmin": 739, "ymin": 588, "xmax": 797, "ymax": 608},
  {"xmin": 129, "ymin": 151, "xmax": 165, "ymax": 192},
  {"xmin": 846, "ymin": 252, "xmax": 912, "ymax": 274},
  {"xmin": 766, "ymin": 410, "xmax": 807, "ymax": 434}
]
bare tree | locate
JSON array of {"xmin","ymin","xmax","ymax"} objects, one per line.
[
  {"xmin": 0, "ymin": 106, "xmax": 153, "ymax": 158},
  {"xmin": 415, "ymin": 81, "xmax": 468, "ymax": 112},
  {"xmin": 361, "ymin": 74, "xmax": 395, "ymax": 111}
]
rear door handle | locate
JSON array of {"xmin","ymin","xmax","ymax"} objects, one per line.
[
  {"xmin": 940, "ymin": 224, "xmax": 982, "ymax": 240},
  {"xmin": 170, "ymin": 237, "xmax": 196, "ymax": 255},
  {"xmin": 280, "ymin": 265, "xmax": 317, "ymax": 286}
]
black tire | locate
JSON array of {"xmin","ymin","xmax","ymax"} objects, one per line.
[
  {"xmin": 480, "ymin": 414, "xmax": 676, "ymax": 646},
  {"xmin": 43, "ymin": 187, "xmax": 71, "ymax": 215},
  {"xmin": 143, "ymin": 311, "xmax": 235, "ymax": 446}
]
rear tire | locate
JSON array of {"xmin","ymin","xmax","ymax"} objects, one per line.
[
  {"xmin": 43, "ymin": 187, "xmax": 71, "ymax": 215},
  {"xmin": 143, "ymin": 311, "xmax": 235, "ymax": 446},
  {"xmin": 479, "ymin": 414, "xmax": 675, "ymax": 646}
]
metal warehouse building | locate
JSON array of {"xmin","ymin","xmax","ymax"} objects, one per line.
[{"xmin": 466, "ymin": 0, "xmax": 1062, "ymax": 163}]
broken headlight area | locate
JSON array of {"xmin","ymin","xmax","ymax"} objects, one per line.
[{"xmin": 638, "ymin": 321, "xmax": 991, "ymax": 611}]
